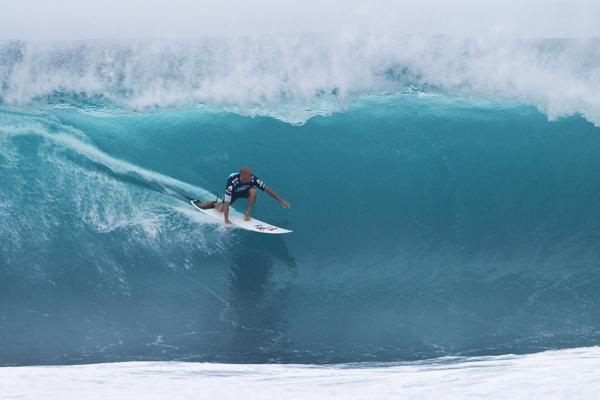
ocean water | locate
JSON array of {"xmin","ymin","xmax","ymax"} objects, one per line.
[{"xmin": 1, "ymin": 36, "xmax": 600, "ymax": 369}]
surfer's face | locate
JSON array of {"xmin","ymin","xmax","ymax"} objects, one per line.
[{"xmin": 240, "ymin": 169, "xmax": 252, "ymax": 183}]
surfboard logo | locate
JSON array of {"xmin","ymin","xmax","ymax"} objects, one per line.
[{"xmin": 255, "ymin": 224, "xmax": 278, "ymax": 232}]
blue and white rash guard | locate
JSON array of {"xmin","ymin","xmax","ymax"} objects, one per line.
[{"xmin": 223, "ymin": 172, "xmax": 268, "ymax": 204}]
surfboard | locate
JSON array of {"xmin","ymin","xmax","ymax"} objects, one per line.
[{"xmin": 190, "ymin": 200, "xmax": 292, "ymax": 234}]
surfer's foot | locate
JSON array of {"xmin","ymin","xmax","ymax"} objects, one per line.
[
  {"xmin": 244, "ymin": 211, "xmax": 252, "ymax": 221},
  {"xmin": 196, "ymin": 200, "xmax": 216, "ymax": 210}
]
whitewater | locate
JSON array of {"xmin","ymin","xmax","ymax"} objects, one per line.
[
  {"xmin": 2, "ymin": 0, "xmax": 600, "ymax": 398},
  {"xmin": 2, "ymin": 347, "xmax": 600, "ymax": 399}
]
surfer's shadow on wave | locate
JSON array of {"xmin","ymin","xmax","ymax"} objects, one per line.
[{"xmin": 222, "ymin": 232, "xmax": 297, "ymax": 355}]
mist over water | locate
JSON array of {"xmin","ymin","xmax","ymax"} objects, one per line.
[
  {"xmin": 2, "ymin": 0, "xmax": 600, "ymax": 40},
  {"xmin": 1, "ymin": 36, "xmax": 600, "ymax": 125}
]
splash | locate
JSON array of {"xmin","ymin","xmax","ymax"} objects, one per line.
[{"xmin": 1, "ymin": 35, "xmax": 600, "ymax": 125}]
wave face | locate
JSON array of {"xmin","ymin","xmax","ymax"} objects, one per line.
[{"xmin": 1, "ymin": 38, "xmax": 600, "ymax": 366}]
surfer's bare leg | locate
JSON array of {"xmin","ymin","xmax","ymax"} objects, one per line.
[
  {"xmin": 244, "ymin": 188, "xmax": 256, "ymax": 221},
  {"xmin": 197, "ymin": 200, "xmax": 217, "ymax": 210}
]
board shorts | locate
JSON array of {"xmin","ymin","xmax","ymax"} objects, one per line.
[
  {"xmin": 227, "ymin": 187, "xmax": 255, "ymax": 205},
  {"xmin": 228, "ymin": 191, "xmax": 247, "ymax": 205}
]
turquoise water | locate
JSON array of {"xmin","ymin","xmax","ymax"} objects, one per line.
[{"xmin": 1, "ymin": 38, "xmax": 600, "ymax": 366}]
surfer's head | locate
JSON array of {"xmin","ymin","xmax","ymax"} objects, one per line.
[{"xmin": 239, "ymin": 166, "xmax": 253, "ymax": 183}]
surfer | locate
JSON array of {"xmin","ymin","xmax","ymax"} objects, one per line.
[{"xmin": 194, "ymin": 167, "xmax": 291, "ymax": 223}]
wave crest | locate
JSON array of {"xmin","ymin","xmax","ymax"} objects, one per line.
[{"xmin": 1, "ymin": 35, "xmax": 600, "ymax": 125}]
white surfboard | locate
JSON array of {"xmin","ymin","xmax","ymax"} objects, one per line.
[{"xmin": 190, "ymin": 200, "xmax": 292, "ymax": 234}]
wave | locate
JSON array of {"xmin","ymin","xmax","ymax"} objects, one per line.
[
  {"xmin": 1, "ymin": 35, "xmax": 600, "ymax": 124},
  {"xmin": 1, "ymin": 94, "xmax": 600, "ymax": 365}
]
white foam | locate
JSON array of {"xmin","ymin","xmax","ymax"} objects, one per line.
[
  {"xmin": 1, "ymin": 346, "xmax": 599, "ymax": 399},
  {"xmin": 1, "ymin": 36, "xmax": 600, "ymax": 125},
  {"xmin": 0, "ymin": 110, "xmax": 231, "ymax": 256}
]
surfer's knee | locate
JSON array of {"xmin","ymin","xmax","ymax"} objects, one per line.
[{"xmin": 248, "ymin": 187, "xmax": 257, "ymax": 197}]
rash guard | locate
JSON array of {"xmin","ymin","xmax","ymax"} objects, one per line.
[{"xmin": 223, "ymin": 172, "xmax": 268, "ymax": 204}]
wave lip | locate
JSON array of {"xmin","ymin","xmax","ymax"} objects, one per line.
[{"xmin": 1, "ymin": 35, "xmax": 600, "ymax": 125}]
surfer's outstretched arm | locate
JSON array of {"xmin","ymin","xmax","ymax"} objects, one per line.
[{"xmin": 266, "ymin": 187, "xmax": 291, "ymax": 208}]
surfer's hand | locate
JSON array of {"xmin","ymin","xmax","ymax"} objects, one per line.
[{"xmin": 280, "ymin": 199, "xmax": 291, "ymax": 208}]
